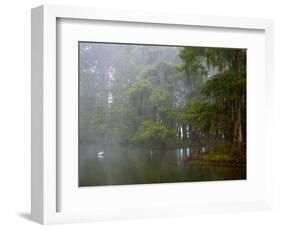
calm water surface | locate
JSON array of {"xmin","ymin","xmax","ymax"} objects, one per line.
[{"xmin": 79, "ymin": 143, "xmax": 246, "ymax": 186}]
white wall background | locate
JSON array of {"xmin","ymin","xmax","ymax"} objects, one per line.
[{"xmin": 0, "ymin": 0, "xmax": 280, "ymax": 229}]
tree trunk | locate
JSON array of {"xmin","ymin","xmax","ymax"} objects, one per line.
[
  {"xmin": 233, "ymin": 96, "xmax": 243, "ymax": 154},
  {"xmin": 233, "ymin": 51, "xmax": 244, "ymax": 154},
  {"xmin": 177, "ymin": 124, "xmax": 181, "ymax": 138},
  {"xmin": 182, "ymin": 124, "xmax": 187, "ymax": 139}
]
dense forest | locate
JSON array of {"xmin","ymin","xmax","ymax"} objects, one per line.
[{"xmin": 79, "ymin": 43, "xmax": 246, "ymax": 164}]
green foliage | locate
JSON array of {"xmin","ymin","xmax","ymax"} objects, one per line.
[
  {"xmin": 201, "ymin": 71, "xmax": 246, "ymax": 101},
  {"xmin": 150, "ymin": 88, "xmax": 169, "ymax": 107},
  {"xmin": 90, "ymin": 100, "xmax": 106, "ymax": 130},
  {"xmin": 127, "ymin": 79, "xmax": 152, "ymax": 115},
  {"xmin": 199, "ymin": 144, "xmax": 238, "ymax": 162},
  {"xmin": 185, "ymin": 100, "xmax": 215, "ymax": 132},
  {"xmin": 200, "ymin": 153, "xmax": 234, "ymax": 162},
  {"xmin": 157, "ymin": 106, "xmax": 185, "ymax": 123},
  {"xmin": 132, "ymin": 121, "xmax": 177, "ymax": 148},
  {"xmin": 178, "ymin": 47, "xmax": 207, "ymax": 77},
  {"xmin": 179, "ymin": 47, "xmax": 246, "ymax": 145},
  {"xmin": 79, "ymin": 43, "xmax": 246, "ymax": 153}
]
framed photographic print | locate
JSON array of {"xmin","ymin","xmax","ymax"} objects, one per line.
[
  {"xmin": 78, "ymin": 42, "xmax": 247, "ymax": 187},
  {"xmin": 31, "ymin": 5, "xmax": 274, "ymax": 224}
]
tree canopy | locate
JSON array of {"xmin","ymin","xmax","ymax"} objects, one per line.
[{"xmin": 79, "ymin": 43, "xmax": 246, "ymax": 155}]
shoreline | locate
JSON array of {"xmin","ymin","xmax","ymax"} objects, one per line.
[{"xmin": 185, "ymin": 159, "xmax": 246, "ymax": 168}]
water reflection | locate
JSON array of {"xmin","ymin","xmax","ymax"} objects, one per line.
[
  {"xmin": 176, "ymin": 148, "xmax": 190, "ymax": 167},
  {"xmin": 97, "ymin": 154, "xmax": 104, "ymax": 161},
  {"xmin": 79, "ymin": 143, "xmax": 246, "ymax": 186},
  {"xmin": 202, "ymin": 146, "xmax": 206, "ymax": 153}
]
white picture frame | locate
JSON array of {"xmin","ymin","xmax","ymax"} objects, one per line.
[{"xmin": 31, "ymin": 4, "xmax": 274, "ymax": 225}]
